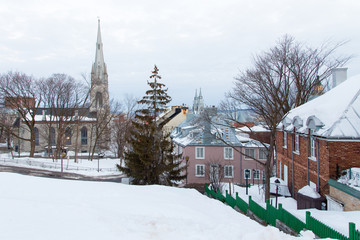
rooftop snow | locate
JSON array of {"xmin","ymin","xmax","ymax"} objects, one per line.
[{"xmin": 281, "ymin": 75, "xmax": 360, "ymax": 139}]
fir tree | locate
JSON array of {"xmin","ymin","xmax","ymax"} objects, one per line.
[{"xmin": 118, "ymin": 65, "xmax": 186, "ymax": 185}]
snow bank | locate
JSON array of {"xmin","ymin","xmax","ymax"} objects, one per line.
[{"xmin": 0, "ymin": 173, "xmax": 315, "ymax": 240}]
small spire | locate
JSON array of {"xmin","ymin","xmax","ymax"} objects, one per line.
[
  {"xmin": 199, "ymin": 88, "xmax": 202, "ymax": 98},
  {"xmin": 194, "ymin": 89, "xmax": 198, "ymax": 98}
]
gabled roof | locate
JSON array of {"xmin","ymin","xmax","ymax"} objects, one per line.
[
  {"xmin": 171, "ymin": 114, "xmax": 242, "ymax": 147},
  {"xmin": 280, "ymin": 74, "xmax": 360, "ymax": 139},
  {"xmin": 171, "ymin": 113, "xmax": 265, "ymax": 148}
]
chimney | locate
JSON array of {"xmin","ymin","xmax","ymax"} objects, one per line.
[{"xmin": 332, "ymin": 68, "xmax": 347, "ymax": 88}]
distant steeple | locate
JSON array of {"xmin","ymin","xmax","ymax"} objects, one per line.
[
  {"xmin": 193, "ymin": 88, "xmax": 204, "ymax": 114},
  {"xmin": 90, "ymin": 19, "xmax": 109, "ymax": 113},
  {"xmin": 91, "ymin": 19, "xmax": 107, "ymax": 82}
]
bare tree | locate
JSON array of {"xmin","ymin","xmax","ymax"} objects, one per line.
[
  {"xmin": 223, "ymin": 35, "xmax": 350, "ymax": 201},
  {"xmin": 88, "ymin": 98, "xmax": 121, "ymax": 161},
  {"xmin": 38, "ymin": 74, "xmax": 90, "ymax": 159},
  {"xmin": 110, "ymin": 95, "xmax": 137, "ymax": 159},
  {"xmin": 206, "ymin": 159, "xmax": 225, "ymax": 194},
  {"xmin": 0, "ymin": 71, "xmax": 42, "ymax": 157}
]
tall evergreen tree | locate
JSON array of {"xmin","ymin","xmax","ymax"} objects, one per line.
[{"xmin": 118, "ymin": 65, "xmax": 186, "ymax": 185}]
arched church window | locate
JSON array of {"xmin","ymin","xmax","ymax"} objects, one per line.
[
  {"xmin": 65, "ymin": 127, "xmax": 72, "ymax": 145},
  {"xmin": 81, "ymin": 127, "xmax": 88, "ymax": 145},
  {"xmin": 34, "ymin": 127, "xmax": 39, "ymax": 146},
  {"xmin": 96, "ymin": 92, "xmax": 103, "ymax": 108},
  {"xmin": 50, "ymin": 127, "xmax": 56, "ymax": 146}
]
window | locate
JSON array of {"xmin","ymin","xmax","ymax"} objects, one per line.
[
  {"xmin": 253, "ymin": 169, "xmax": 261, "ymax": 179},
  {"xmin": 294, "ymin": 133, "xmax": 299, "ymax": 153},
  {"xmin": 195, "ymin": 164, "xmax": 205, "ymax": 177},
  {"xmin": 245, "ymin": 148, "xmax": 255, "ymax": 160},
  {"xmin": 244, "ymin": 169, "xmax": 251, "ymax": 179},
  {"xmin": 259, "ymin": 148, "xmax": 267, "ymax": 160},
  {"xmin": 310, "ymin": 136, "xmax": 317, "ymax": 159},
  {"xmin": 65, "ymin": 127, "xmax": 72, "ymax": 145},
  {"xmin": 34, "ymin": 127, "xmax": 39, "ymax": 146},
  {"xmin": 50, "ymin": 127, "xmax": 56, "ymax": 145},
  {"xmin": 224, "ymin": 165, "xmax": 234, "ymax": 178},
  {"xmin": 95, "ymin": 92, "xmax": 103, "ymax": 108},
  {"xmin": 224, "ymin": 147, "xmax": 233, "ymax": 160},
  {"xmin": 283, "ymin": 131, "xmax": 287, "ymax": 148},
  {"xmin": 195, "ymin": 147, "xmax": 205, "ymax": 159},
  {"xmin": 81, "ymin": 127, "xmax": 88, "ymax": 145}
]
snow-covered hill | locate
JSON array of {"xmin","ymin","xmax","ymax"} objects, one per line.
[{"xmin": 0, "ymin": 173, "xmax": 315, "ymax": 240}]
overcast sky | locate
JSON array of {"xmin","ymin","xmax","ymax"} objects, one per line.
[{"xmin": 1, "ymin": 0, "xmax": 360, "ymax": 107}]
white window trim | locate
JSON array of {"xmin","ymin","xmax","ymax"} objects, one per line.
[
  {"xmin": 245, "ymin": 148, "xmax": 255, "ymax": 160},
  {"xmin": 195, "ymin": 164, "xmax": 205, "ymax": 177},
  {"xmin": 224, "ymin": 147, "xmax": 234, "ymax": 160},
  {"xmin": 310, "ymin": 136, "xmax": 317, "ymax": 159},
  {"xmin": 224, "ymin": 165, "xmax": 234, "ymax": 178},
  {"xmin": 253, "ymin": 169, "xmax": 261, "ymax": 180},
  {"xmin": 283, "ymin": 131, "xmax": 287, "ymax": 149},
  {"xmin": 293, "ymin": 133, "xmax": 300, "ymax": 154},
  {"xmin": 195, "ymin": 147, "xmax": 205, "ymax": 159},
  {"xmin": 259, "ymin": 148, "xmax": 267, "ymax": 160}
]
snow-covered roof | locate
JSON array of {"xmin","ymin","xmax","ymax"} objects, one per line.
[
  {"xmin": 238, "ymin": 125, "xmax": 270, "ymax": 132},
  {"xmin": 171, "ymin": 114, "xmax": 243, "ymax": 147},
  {"xmin": 280, "ymin": 74, "xmax": 360, "ymax": 139},
  {"xmin": 171, "ymin": 114, "xmax": 267, "ymax": 148},
  {"xmin": 298, "ymin": 185, "xmax": 321, "ymax": 198}
]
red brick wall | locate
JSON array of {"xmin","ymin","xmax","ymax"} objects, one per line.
[{"xmin": 276, "ymin": 130, "xmax": 360, "ymax": 199}]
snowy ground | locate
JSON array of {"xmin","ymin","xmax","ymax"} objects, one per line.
[
  {"xmin": 0, "ymin": 153, "xmax": 121, "ymax": 176},
  {"xmin": 0, "ymin": 172, "xmax": 318, "ymax": 240},
  {"xmin": 223, "ymin": 183, "xmax": 360, "ymax": 238}
]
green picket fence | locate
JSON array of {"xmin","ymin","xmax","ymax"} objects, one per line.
[
  {"xmin": 235, "ymin": 192, "xmax": 249, "ymax": 214},
  {"xmin": 278, "ymin": 204, "xmax": 306, "ymax": 234},
  {"xmin": 248, "ymin": 196, "xmax": 267, "ymax": 221},
  {"xmin": 266, "ymin": 200, "xmax": 278, "ymax": 227},
  {"xmin": 204, "ymin": 184, "xmax": 359, "ymax": 240},
  {"xmin": 225, "ymin": 191, "xmax": 236, "ymax": 208},
  {"xmin": 306, "ymin": 211, "xmax": 348, "ymax": 240}
]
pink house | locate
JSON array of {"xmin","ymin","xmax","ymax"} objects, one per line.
[{"xmin": 171, "ymin": 114, "xmax": 267, "ymax": 186}]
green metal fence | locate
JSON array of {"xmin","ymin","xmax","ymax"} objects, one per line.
[
  {"xmin": 278, "ymin": 204, "xmax": 306, "ymax": 234},
  {"xmin": 225, "ymin": 191, "xmax": 237, "ymax": 208},
  {"xmin": 248, "ymin": 196, "xmax": 267, "ymax": 221},
  {"xmin": 235, "ymin": 192, "xmax": 248, "ymax": 214},
  {"xmin": 306, "ymin": 211, "xmax": 348, "ymax": 240},
  {"xmin": 204, "ymin": 184, "xmax": 359, "ymax": 240},
  {"xmin": 266, "ymin": 200, "xmax": 278, "ymax": 227}
]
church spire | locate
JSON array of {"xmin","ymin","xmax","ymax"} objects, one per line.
[{"xmin": 92, "ymin": 19, "xmax": 107, "ymax": 81}]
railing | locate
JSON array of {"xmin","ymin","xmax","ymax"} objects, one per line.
[
  {"xmin": 306, "ymin": 211, "xmax": 348, "ymax": 240},
  {"xmin": 0, "ymin": 157, "xmax": 118, "ymax": 172},
  {"xmin": 266, "ymin": 200, "xmax": 278, "ymax": 227},
  {"xmin": 205, "ymin": 184, "xmax": 359, "ymax": 240},
  {"xmin": 248, "ymin": 196, "xmax": 266, "ymax": 221},
  {"xmin": 235, "ymin": 192, "xmax": 248, "ymax": 214},
  {"xmin": 278, "ymin": 204, "xmax": 306, "ymax": 234}
]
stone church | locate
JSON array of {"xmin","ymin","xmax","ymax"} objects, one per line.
[{"xmin": 11, "ymin": 20, "xmax": 110, "ymax": 155}]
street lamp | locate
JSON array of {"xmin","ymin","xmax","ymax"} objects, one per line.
[
  {"xmin": 275, "ymin": 178, "xmax": 280, "ymax": 208},
  {"xmin": 245, "ymin": 169, "xmax": 250, "ymax": 195}
]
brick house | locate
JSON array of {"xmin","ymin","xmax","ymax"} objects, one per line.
[
  {"xmin": 171, "ymin": 113, "xmax": 268, "ymax": 186},
  {"xmin": 276, "ymin": 74, "xmax": 360, "ymax": 198}
]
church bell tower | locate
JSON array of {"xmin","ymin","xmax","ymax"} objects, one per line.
[{"xmin": 90, "ymin": 19, "xmax": 110, "ymax": 113}]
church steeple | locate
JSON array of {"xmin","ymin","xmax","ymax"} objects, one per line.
[
  {"xmin": 90, "ymin": 19, "xmax": 109, "ymax": 113},
  {"xmin": 92, "ymin": 19, "xmax": 107, "ymax": 82}
]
